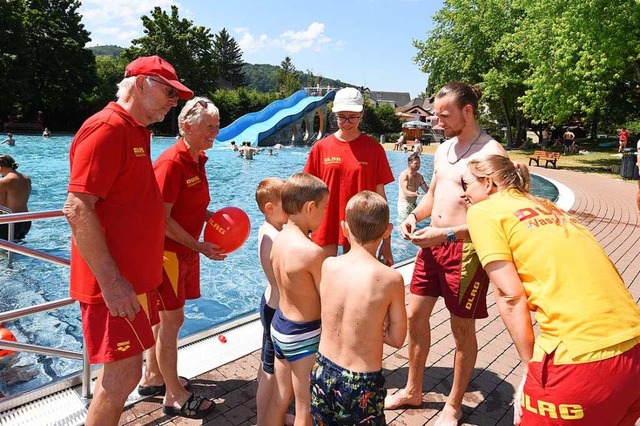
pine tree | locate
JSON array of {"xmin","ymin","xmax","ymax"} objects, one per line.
[{"xmin": 212, "ymin": 28, "xmax": 246, "ymax": 89}]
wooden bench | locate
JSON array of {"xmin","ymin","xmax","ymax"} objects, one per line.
[{"xmin": 528, "ymin": 150, "xmax": 561, "ymax": 168}]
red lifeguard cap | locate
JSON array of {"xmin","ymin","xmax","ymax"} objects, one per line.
[{"xmin": 124, "ymin": 55, "xmax": 194, "ymax": 100}]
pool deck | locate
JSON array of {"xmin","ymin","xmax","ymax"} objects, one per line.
[{"xmin": 118, "ymin": 168, "xmax": 640, "ymax": 426}]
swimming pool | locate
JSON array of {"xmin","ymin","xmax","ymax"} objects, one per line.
[{"xmin": 0, "ymin": 135, "xmax": 558, "ymax": 394}]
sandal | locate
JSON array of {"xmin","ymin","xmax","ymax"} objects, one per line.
[
  {"xmin": 137, "ymin": 376, "xmax": 191, "ymax": 396},
  {"xmin": 162, "ymin": 393, "xmax": 216, "ymax": 419}
]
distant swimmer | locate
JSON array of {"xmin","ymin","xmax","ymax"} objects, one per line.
[
  {"xmin": 230, "ymin": 141, "xmax": 239, "ymax": 151},
  {"xmin": 0, "ymin": 155, "xmax": 32, "ymax": 240},
  {"xmin": 1, "ymin": 134, "xmax": 15, "ymax": 146},
  {"xmin": 239, "ymin": 141, "xmax": 258, "ymax": 160},
  {"xmin": 42, "ymin": 128, "xmax": 51, "ymax": 138},
  {"xmin": 273, "ymin": 143, "xmax": 283, "ymax": 149}
]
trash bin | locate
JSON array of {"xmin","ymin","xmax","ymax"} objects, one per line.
[{"xmin": 620, "ymin": 151, "xmax": 638, "ymax": 179}]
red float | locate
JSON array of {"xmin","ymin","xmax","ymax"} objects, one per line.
[
  {"xmin": 0, "ymin": 328, "xmax": 17, "ymax": 357},
  {"xmin": 204, "ymin": 207, "xmax": 251, "ymax": 254}
]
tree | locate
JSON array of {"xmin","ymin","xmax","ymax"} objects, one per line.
[
  {"xmin": 123, "ymin": 5, "xmax": 218, "ymax": 97},
  {"xmin": 22, "ymin": 0, "xmax": 96, "ymax": 128},
  {"xmin": 276, "ymin": 56, "xmax": 301, "ymax": 96},
  {"xmin": 0, "ymin": 0, "xmax": 29, "ymax": 122},
  {"xmin": 514, "ymin": 0, "xmax": 640, "ymax": 132},
  {"xmin": 413, "ymin": 0, "xmax": 529, "ymax": 147},
  {"xmin": 85, "ymin": 55, "xmax": 127, "ymax": 114},
  {"xmin": 213, "ymin": 28, "xmax": 245, "ymax": 89}
]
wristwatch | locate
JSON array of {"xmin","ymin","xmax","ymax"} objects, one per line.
[{"xmin": 445, "ymin": 227, "xmax": 456, "ymax": 243}]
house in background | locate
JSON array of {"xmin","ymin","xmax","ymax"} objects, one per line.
[{"xmin": 364, "ymin": 90, "xmax": 412, "ymax": 108}]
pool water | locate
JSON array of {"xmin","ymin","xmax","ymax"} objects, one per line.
[{"xmin": 0, "ymin": 134, "xmax": 558, "ymax": 394}]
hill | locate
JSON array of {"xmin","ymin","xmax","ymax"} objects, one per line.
[
  {"xmin": 88, "ymin": 45, "xmax": 124, "ymax": 57},
  {"xmin": 242, "ymin": 63, "xmax": 349, "ymax": 92},
  {"xmin": 88, "ymin": 45, "xmax": 352, "ymax": 93}
]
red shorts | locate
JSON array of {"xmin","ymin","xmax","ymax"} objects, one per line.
[
  {"xmin": 521, "ymin": 343, "xmax": 640, "ymax": 426},
  {"xmin": 157, "ymin": 250, "xmax": 200, "ymax": 311},
  {"xmin": 410, "ymin": 240, "xmax": 489, "ymax": 318},
  {"xmin": 80, "ymin": 291, "xmax": 159, "ymax": 364}
]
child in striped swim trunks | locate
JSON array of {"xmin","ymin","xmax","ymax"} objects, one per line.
[{"xmin": 267, "ymin": 173, "xmax": 329, "ymax": 425}]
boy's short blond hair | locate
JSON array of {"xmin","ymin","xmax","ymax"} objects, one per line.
[
  {"xmin": 255, "ymin": 177, "xmax": 286, "ymax": 213},
  {"xmin": 282, "ymin": 173, "xmax": 329, "ymax": 215},
  {"xmin": 345, "ymin": 191, "xmax": 389, "ymax": 244}
]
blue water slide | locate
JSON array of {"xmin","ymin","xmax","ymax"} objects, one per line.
[{"xmin": 216, "ymin": 89, "xmax": 336, "ymax": 146}]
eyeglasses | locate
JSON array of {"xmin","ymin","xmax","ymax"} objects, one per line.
[
  {"xmin": 147, "ymin": 77, "xmax": 178, "ymax": 99},
  {"xmin": 336, "ymin": 115, "xmax": 361, "ymax": 124}
]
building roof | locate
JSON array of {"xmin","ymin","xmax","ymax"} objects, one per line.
[{"xmin": 364, "ymin": 91, "xmax": 411, "ymax": 108}]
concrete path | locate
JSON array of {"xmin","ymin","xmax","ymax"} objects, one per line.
[{"xmin": 119, "ymin": 167, "xmax": 640, "ymax": 426}]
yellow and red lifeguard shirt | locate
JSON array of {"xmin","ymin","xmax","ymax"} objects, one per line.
[
  {"xmin": 467, "ymin": 190, "xmax": 640, "ymax": 364},
  {"xmin": 68, "ymin": 102, "xmax": 165, "ymax": 304},
  {"xmin": 303, "ymin": 133, "xmax": 394, "ymax": 246},
  {"xmin": 153, "ymin": 139, "xmax": 210, "ymax": 253}
]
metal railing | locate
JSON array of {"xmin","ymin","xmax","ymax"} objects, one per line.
[{"xmin": 0, "ymin": 210, "xmax": 93, "ymax": 411}]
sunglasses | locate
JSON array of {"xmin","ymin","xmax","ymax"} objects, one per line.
[
  {"xmin": 460, "ymin": 176, "xmax": 469, "ymax": 192},
  {"xmin": 185, "ymin": 100, "xmax": 209, "ymax": 117},
  {"xmin": 147, "ymin": 77, "xmax": 178, "ymax": 99},
  {"xmin": 461, "ymin": 175, "xmax": 497, "ymax": 192}
]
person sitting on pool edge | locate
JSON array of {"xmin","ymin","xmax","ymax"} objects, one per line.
[{"xmin": 0, "ymin": 155, "xmax": 32, "ymax": 240}]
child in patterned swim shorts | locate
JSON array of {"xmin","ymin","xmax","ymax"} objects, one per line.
[{"xmin": 311, "ymin": 191, "xmax": 407, "ymax": 424}]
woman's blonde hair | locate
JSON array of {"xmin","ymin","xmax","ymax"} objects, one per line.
[{"xmin": 468, "ymin": 155, "xmax": 565, "ymax": 224}]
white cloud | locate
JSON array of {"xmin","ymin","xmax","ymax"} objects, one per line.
[
  {"xmin": 79, "ymin": 0, "xmax": 179, "ymax": 46},
  {"xmin": 236, "ymin": 22, "xmax": 332, "ymax": 54}
]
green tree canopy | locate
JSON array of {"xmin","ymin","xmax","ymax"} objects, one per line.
[
  {"xmin": 213, "ymin": 28, "xmax": 246, "ymax": 89},
  {"xmin": 21, "ymin": 0, "xmax": 96, "ymax": 128},
  {"xmin": 414, "ymin": 0, "xmax": 528, "ymax": 146},
  {"xmin": 123, "ymin": 5, "xmax": 218, "ymax": 97},
  {"xmin": 514, "ymin": 0, "xmax": 640, "ymax": 128},
  {"xmin": 0, "ymin": 0, "xmax": 29, "ymax": 120}
]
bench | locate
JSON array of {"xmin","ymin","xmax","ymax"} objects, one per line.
[{"xmin": 528, "ymin": 150, "xmax": 561, "ymax": 168}]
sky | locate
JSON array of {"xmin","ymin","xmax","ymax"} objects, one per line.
[{"xmin": 78, "ymin": 0, "xmax": 444, "ymax": 99}]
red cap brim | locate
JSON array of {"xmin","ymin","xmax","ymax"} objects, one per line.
[{"xmin": 154, "ymin": 75, "xmax": 194, "ymax": 100}]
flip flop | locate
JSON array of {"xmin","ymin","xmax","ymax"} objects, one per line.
[
  {"xmin": 137, "ymin": 376, "xmax": 191, "ymax": 396},
  {"xmin": 162, "ymin": 392, "xmax": 216, "ymax": 419}
]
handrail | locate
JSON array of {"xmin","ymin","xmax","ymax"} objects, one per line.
[
  {"xmin": 0, "ymin": 209, "xmax": 93, "ymax": 406},
  {"xmin": 0, "ymin": 210, "xmax": 65, "ymax": 224}
]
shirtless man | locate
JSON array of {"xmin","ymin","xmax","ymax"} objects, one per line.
[
  {"xmin": 385, "ymin": 82, "xmax": 508, "ymax": 425},
  {"xmin": 397, "ymin": 153, "xmax": 429, "ymax": 222},
  {"xmin": 1, "ymin": 134, "xmax": 15, "ymax": 147},
  {"xmin": 0, "ymin": 154, "xmax": 32, "ymax": 240}
]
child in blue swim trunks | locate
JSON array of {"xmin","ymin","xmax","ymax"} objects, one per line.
[
  {"xmin": 311, "ymin": 191, "xmax": 407, "ymax": 425},
  {"xmin": 254, "ymin": 177, "xmax": 288, "ymax": 425},
  {"xmin": 268, "ymin": 173, "xmax": 329, "ymax": 426}
]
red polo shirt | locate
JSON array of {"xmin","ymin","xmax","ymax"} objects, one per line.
[
  {"xmin": 154, "ymin": 139, "xmax": 210, "ymax": 253},
  {"xmin": 303, "ymin": 133, "xmax": 394, "ymax": 246},
  {"xmin": 68, "ymin": 102, "xmax": 165, "ymax": 304}
]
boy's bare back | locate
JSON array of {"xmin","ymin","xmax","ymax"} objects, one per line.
[
  {"xmin": 318, "ymin": 250, "xmax": 405, "ymax": 372},
  {"xmin": 271, "ymin": 225, "xmax": 325, "ymax": 323}
]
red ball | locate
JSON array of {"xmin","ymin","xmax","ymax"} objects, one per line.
[
  {"xmin": 204, "ymin": 207, "xmax": 251, "ymax": 254},
  {"xmin": 0, "ymin": 328, "xmax": 17, "ymax": 357}
]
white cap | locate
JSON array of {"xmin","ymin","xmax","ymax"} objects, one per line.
[{"xmin": 332, "ymin": 88, "xmax": 364, "ymax": 113}]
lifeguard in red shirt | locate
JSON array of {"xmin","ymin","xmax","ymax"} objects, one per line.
[{"xmin": 304, "ymin": 87, "xmax": 394, "ymax": 263}]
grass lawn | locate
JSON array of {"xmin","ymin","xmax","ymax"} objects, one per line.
[{"xmin": 384, "ymin": 137, "xmax": 632, "ymax": 180}]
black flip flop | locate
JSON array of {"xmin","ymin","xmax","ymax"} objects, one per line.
[
  {"xmin": 162, "ymin": 393, "xmax": 216, "ymax": 419},
  {"xmin": 137, "ymin": 376, "xmax": 191, "ymax": 396}
]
